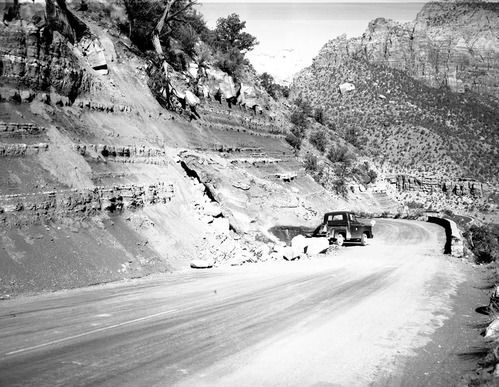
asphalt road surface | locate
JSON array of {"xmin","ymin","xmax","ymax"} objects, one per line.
[{"xmin": 0, "ymin": 219, "xmax": 473, "ymax": 386}]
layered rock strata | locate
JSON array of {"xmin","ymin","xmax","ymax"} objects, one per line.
[{"xmin": 322, "ymin": 1, "xmax": 499, "ymax": 97}]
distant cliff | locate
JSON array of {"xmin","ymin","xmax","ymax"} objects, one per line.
[{"xmin": 351, "ymin": 1, "xmax": 499, "ymax": 97}]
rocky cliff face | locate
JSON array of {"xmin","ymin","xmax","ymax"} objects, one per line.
[
  {"xmin": 352, "ymin": 1, "xmax": 499, "ymax": 96},
  {"xmin": 0, "ymin": 0, "xmax": 89, "ymax": 100}
]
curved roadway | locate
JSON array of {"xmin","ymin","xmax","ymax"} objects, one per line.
[{"xmin": 0, "ymin": 219, "xmax": 469, "ymax": 386}]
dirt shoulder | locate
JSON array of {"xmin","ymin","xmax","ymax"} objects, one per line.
[{"xmin": 373, "ymin": 260, "xmax": 491, "ymax": 386}]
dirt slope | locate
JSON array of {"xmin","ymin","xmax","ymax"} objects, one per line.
[{"xmin": 0, "ymin": 1, "xmax": 403, "ymax": 297}]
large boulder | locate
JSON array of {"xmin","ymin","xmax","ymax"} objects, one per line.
[
  {"xmin": 78, "ymin": 36, "xmax": 108, "ymax": 75},
  {"xmin": 291, "ymin": 234, "xmax": 308, "ymax": 258},
  {"xmin": 485, "ymin": 318, "xmax": 499, "ymax": 339},
  {"xmin": 205, "ymin": 68, "xmax": 237, "ymax": 99},
  {"xmin": 339, "ymin": 82, "xmax": 355, "ymax": 94},
  {"xmin": 211, "ymin": 217, "xmax": 230, "ymax": 234},
  {"xmin": 185, "ymin": 90, "xmax": 200, "ymax": 107},
  {"xmin": 307, "ymin": 238, "xmax": 330, "ymax": 255},
  {"xmin": 190, "ymin": 258, "xmax": 214, "ymax": 269},
  {"xmin": 204, "ymin": 201, "xmax": 222, "ymax": 217}
]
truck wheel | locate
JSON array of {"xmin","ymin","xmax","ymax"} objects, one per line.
[
  {"xmin": 336, "ymin": 234, "xmax": 344, "ymax": 246},
  {"xmin": 361, "ymin": 233, "xmax": 368, "ymax": 246}
]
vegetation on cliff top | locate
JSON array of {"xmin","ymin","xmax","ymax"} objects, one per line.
[{"xmin": 122, "ymin": 0, "xmax": 258, "ymax": 80}]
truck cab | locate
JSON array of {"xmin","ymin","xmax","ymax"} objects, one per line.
[{"xmin": 312, "ymin": 211, "xmax": 374, "ymax": 246}]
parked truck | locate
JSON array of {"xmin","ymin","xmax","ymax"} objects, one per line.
[{"xmin": 312, "ymin": 211, "xmax": 374, "ymax": 246}]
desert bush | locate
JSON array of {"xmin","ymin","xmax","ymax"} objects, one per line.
[
  {"xmin": 290, "ymin": 109, "xmax": 307, "ymax": 128},
  {"xmin": 285, "ymin": 133, "xmax": 302, "ymax": 150},
  {"xmin": 304, "ymin": 154, "xmax": 318, "ymax": 172},
  {"xmin": 405, "ymin": 201, "xmax": 425, "ymax": 209},
  {"xmin": 213, "ymin": 48, "xmax": 246, "ymax": 79},
  {"xmin": 332, "ymin": 178, "xmax": 348, "ymax": 196},
  {"xmin": 309, "ymin": 130, "xmax": 327, "ymax": 153},
  {"xmin": 314, "ymin": 107, "xmax": 325, "ymax": 124},
  {"xmin": 259, "ymin": 72, "xmax": 289, "ymax": 100},
  {"xmin": 466, "ymin": 224, "xmax": 499, "ymax": 264},
  {"xmin": 326, "ymin": 146, "xmax": 354, "ymax": 164}
]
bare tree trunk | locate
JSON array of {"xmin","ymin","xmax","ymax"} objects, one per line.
[
  {"xmin": 151, "ymin": 0, "xmax": 197, "ymax": 106},
  {"xmin": 152, "ymin": 0, "xmax": 174, "ymax": 81}
]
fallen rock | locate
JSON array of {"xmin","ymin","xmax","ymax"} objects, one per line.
[
  {"xmin": 229, "ymin": 257, "xmax": 243, "ymax": 266},
  {"xmin": 204, "ymin": 201, "xmax": 222, "ymax": 217},
  {"xmin": 339, "ymin": 82, "xmax": 355, "ymax": 94},
  {"xmin": 291, "ymin": 234, "xmax": 308, "ymax": 258},
  {"xmin": 233, "ymin": 181, "xmax": 251, "ymax": 190},
  {"xmin": 211, "ymin": 217, "xmax": 230, "ymax": 234},
  {"xmin": 485, "ymin": 318, "xmax": 499, "ymax": 339},
  {"xmin": 190, "ymin": 258, "xmax": 214, "ymax": 269},
  {"xmin": 307, "ymin": 237, "xmax": 330, "ymax": 255},
  {"xmin": 185, "ymin": 90, "xmax": 200, "ymax": 107},
  {"xmin": 282, "ymin": 246, "xmax": 295, "ymax": 261}
]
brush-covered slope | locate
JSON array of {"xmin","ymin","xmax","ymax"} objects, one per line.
[{"xmin": 294, "ymin": 39, "xmax": 499, "ymax": 183}]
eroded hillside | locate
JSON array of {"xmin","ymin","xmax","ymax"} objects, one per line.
[{"xmin": 0, "ymin": 0, "xmax": 400, "ymax": 297}]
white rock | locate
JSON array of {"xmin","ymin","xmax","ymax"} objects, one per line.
[
  {"xmin": 212, "ymin": 217, "xmax": 230, "ymax": 234},
  {"xmin": 229, "ymin": 257, "xmax": 243, "ymax": 266},
  {"xmin": 282, "ymin": 246, "xmax": 295, "ymax": 261},
  {"xmin": 307, "ymin": 238, "xmax": 330, "ymax": 255},
  {"xmin": 200, "ymin": 215, "xmax": 214, "ymax": 224},
  {"xmin": 185, "ymin": 90, "xmax": 200, "ymax": 107},
  {"xmin": 485, "ymin": 318, "xmax": 499, "ymax": 339},
  {"xmin": 190, "ymin": 258, "xmax": 214, "ymax": 269},
  {"xmin": 204, "ymin": 202, "xmax": 222, "ymax": 217},
  {"xmin": 291, "ymin": 234, "xmax": 308, "ymax": 258},
  {"xmin": 339, "ymin": 82, "xmax": 355, "ymax": 94}
]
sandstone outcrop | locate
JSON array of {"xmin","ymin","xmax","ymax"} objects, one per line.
[
  {"xmin": 387, "ymin": 174, "xmax": 486, "ymax": 198},
  {"xmin": 0, "ymin": 122, "xmax": 47, "ymax": 137},
  {"xmin": 74, "ymin": 143, "xmax": 167, "ymax": 159},
  {"xmin": 0, "ymin": 0, "xmax": 89, "ymax": 99},
  {"xmin": 0, "ymin": 183, "xmax": 174, "ymax": 226},
  {"xmin": 351, "ymin": 2, "xmax": 499, "ymax": 96},
  {"xmin": 0, "ymin": 142, "xmax": 49, "ymax": 156}
]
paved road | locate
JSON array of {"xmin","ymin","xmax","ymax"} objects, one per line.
[{"xmin": 0, "ymin": 219, "xmax": 468, "ymax": 386}]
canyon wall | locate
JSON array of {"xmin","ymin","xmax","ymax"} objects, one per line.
[{"xmin": 354, "ymin": 1, "xmax": 499, "ymax": 96}]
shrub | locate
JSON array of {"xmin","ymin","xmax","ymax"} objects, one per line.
[
  {"xmin": 173, "ymin": 24, "xmax": 198, "ymax": 57},
  {"xmin": 467, "ymin": 224, "xmax": 499, "ymax": 264},
  {"xmin": 366, "ymin": 169, "xmax": 378, "ymax": 184},
  {"xmin": 332, "ymin": 178, "xmax": 348, "ymax": 196},
  {"xmin": 214, "ymin": 48, "xmax": 245, "ymax": 79},
  {"xmin": 326, "ymin": 146, "xmax": 354, "ymax": 164},
  {"xmin": 285, "ymin": 133, "xmax": 302, "ymax": 150},
  {"xmin": 259, "ymin": 72, "xmax": 289, "ymax": 100},
  {"xmin": 304, "ymin": 154, "xmax": 318, "ymax": 172},
  {"xmin": 309, "ymin": 130, "xmax": 327, "ymax": 152},
  {"xmin": 290, "ymin": 109, "xmax": 307, "ymax": 128},
  {"xmin": 290, "ymin": 125, "xmax": 305, "ymax": 139},
  {"xmin": 314, "ymin": 107, "xmax": 325, "ymax": 124}
]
